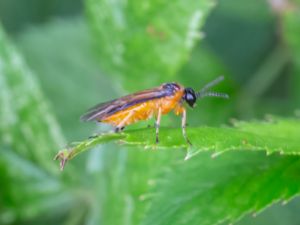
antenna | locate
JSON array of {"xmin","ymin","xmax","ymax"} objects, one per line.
[
  {"xmin": 195, "ymin": 76, "xmax": 229, "ymax": 99},
  {"xmin": 197, "ymin": 91, "xmax": 229, "ymax": 99}
]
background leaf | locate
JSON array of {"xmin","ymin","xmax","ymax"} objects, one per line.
[
  {"xmin": 0, "ymin": 25, "xmax": 78, "ymax": 224},
  {"xmin": 14, "ymin": 18, "xmax": 115, "ymax": 140},
  {"xmin": 86, "ymin": 0, "xmax": 216, "ymax": 90},
  {"xmin": 142, "ymin": 151, "xmax": 300, "ymax": 225},
  {"xmin": 0, "ymin": 26, "xmax": 65, "ymax": 173}
]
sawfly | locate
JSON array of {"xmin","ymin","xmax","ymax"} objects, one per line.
[{"xmin": 81, "ymin": 76, "xmax": 229, "ymax": 145}]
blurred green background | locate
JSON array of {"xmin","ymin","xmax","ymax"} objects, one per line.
[{"xmin": 0, "ymin": 0, "xmax": 300, "ymax": 224}]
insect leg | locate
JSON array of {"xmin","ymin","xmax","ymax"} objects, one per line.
[
  {"xmin": 115, "ymin": 111, "xmax": 134, "ymax": 133},
  {"xmin": 155, "ymin": 108, "xmax": 162, "ymax": 144},
  {"xmin": 182, "ymin": 108, "xmax": 192, "ymax": 146},
  {"xmin": 114, "ymin": 126, "xmax": 125, "ymax": 133}
]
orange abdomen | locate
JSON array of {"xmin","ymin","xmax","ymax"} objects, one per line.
[{"xmin": 101, "ymin": 88, "xmax": 185, "ymax": 127}]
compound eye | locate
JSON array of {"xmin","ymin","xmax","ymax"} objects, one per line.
[
  {"xmin": 186, "ymin": 94, "xmax": 195, "ymax": 107},
  {"xmin": 184, "ymin": 88, "xmax": 197, "ymax": 107},
  {"xmin": 187, "ymin": 93, "xmax": 194, "ymax": 101}
]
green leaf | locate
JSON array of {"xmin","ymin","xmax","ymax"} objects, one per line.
[
  {"xmin": 0, "ymin": 24, "xmax": 80, "ymax": 224},
  {"xmin": 54, "ymin": 117, "xmax": 300, "ymax": 169},
  {"xmin": 0, "ymin": 25, "xmax": 65, "ymax": 174},
  {"xmin": 142, "ymin": 151, "xmax": 300, "ymax": 225},
  {"xmin": 86, "ymin": 0, "xmax": 216, "ymax": 90},
  {"xmin": 0, "ymin": 148, "xmax": 75, "ymax": 222},
  {"xmin": 53, "ymin": 116, "xmax": 300, "ymax": 225},
  {"xmin": 15, "ymin": 18, "xmax": 116, "ymax": 140}
]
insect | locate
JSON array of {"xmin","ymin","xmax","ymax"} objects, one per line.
[{"xmin": 81, "ymin": 76, "xmax": 229, "ymax": 145}]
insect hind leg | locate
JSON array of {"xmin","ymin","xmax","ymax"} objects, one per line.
[
  {"xmin": 182, "ymin": 109, "xmax": 192, "ymax": 146},
  {"xmin": 155, "ymin": 108, "xmax": 162, "ymax": 144}
]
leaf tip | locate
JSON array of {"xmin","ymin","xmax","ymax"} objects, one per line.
[{"xmin": 54, "ymin": 150, "xmax": 69, "ymax": 171}]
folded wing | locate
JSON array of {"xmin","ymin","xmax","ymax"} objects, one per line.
[{"xmin": 80, "ymin": 85, "xmax": 172, "ymax": 122}]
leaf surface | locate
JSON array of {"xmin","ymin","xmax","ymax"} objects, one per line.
[
  {"xmin": 55, "ymin": 117, "xmax": 300, "ymax": 169},
  {"xmin": 142, "ymin": 151, "xmax": 300, "ymax": 225}
]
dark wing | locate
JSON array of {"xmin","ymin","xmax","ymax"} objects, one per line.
[{"xmin": 80, "ymin": 84, "xmax": 175, "ymax": 122}]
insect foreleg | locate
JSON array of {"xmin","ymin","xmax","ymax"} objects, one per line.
[
  {"xmin": 182, "ymin": 108, "xmax": 192, "ymax": 146},
  {"xmin": 155, "ymin": 108, "xmax": 162, "ymax": 144}
]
